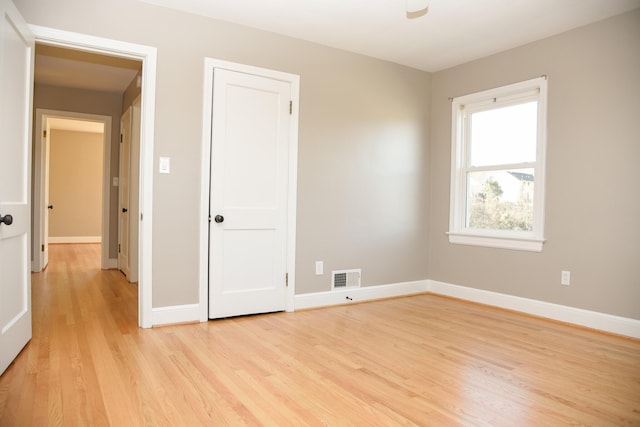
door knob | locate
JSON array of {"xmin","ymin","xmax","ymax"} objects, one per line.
[
  {"xmin": 214, "ymin": 215, "xmax": 224, "ymax": 223},
  {"xmin": 0, "ymin": 214, "xmax": 13, "ymax": 226},
  {"xmin": 122, "ymin": 208, "xmax": 128, "ymax": 213},
  {"xmin": 48, "ymin": 205, "xmax": 54, "ymax": 210}
]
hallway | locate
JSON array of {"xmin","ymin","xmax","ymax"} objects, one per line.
[{"xmin": 1, "ymin": 244, "xmax": 138, "ymax": 424}]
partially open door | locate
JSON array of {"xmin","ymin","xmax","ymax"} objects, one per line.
[
  {"xmin": 43, "ymin": 120, "xmax": 51, "ymax": 268},
  {"xmin": 208, "ymin": 69, "xmax": 292, "ymax": 319},
  {"xmin": 118, "ymin": 108, "xmax": 131, "ymax": 279},
  {"xmin": 0, "ymin": 0, "xmax": 34, "ymax": 376}
]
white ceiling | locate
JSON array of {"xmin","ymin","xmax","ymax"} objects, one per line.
[
  {"xmin": 140, "ymin": 0, "xmax": 640, "ymax": 71},
  {"xmin": 48, "ymin": 117, "xmax": 105, "ymax": 133},
  {"xmin": 35, "ymin": 45, "xmax": 141, "ymax": 93}
]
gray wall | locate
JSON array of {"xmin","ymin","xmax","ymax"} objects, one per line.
[
  {"xmin": 33, "ymin": 83, "xmax": 122, "ymax": 259},
  {"xmin": 17, "ymin": 0, "xmax": 431, "ymax": 307},
  {"xmin": 429, "ymin": 10, "xmax": 640, "ymax": 319},
  {"xmin": 18, "ymin": 0, "xmax": 639, "ymax": 320}
]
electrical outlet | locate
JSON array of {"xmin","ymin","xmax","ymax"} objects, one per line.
[
  {"xmin": 315, "ymin": 261, "xmax": 323, "ymax": 275},
  {"xmin": 561, "ymin": 270, "xmax": 571, "ymax": 286}
]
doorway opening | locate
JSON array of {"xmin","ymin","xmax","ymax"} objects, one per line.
[
  {"xmin": 30, "ymin": 26, "xmax": 157, "ymax": 328},
  {"xmin": 33, "ymin": 111, "xmax": 112, "ymax": 272}
]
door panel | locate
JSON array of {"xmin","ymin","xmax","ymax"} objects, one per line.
[
  {"xmin": 0, "ymin": 0, "xmax": 33, "ymax": 376},
  {"xmin": 128, "ymin": 97, "xmax": 141, "ymax": 283},
  {"xmin": 209, "ymin": 69, "xmax": 290, "ymax": 319},
  {"xmin": 118, "ymin": 108, "xmax": 131, "ymax": 279},
  {"xmin": 0, "ymin": 231, "xmax": 28, "ymax": 324},
  {"xmin": 223, "ymin": 86, "xmax": 280, "ymax": 209},
  {"xmin": 43, "ymin": 123, "xmax": 50, "ymax": 268},
  {"xmin": 222, "ymin": 229, "xmax": 276, "ymax": 292}
]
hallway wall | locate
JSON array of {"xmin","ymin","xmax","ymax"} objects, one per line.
[
  {"xmin": 48, "ymin": 129, "xmax": 103, "ymax": 241},
  {"xmin": 34, "ymin": 83, "xmax": 122, "ymax": 257}
]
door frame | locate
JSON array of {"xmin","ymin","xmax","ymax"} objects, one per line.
[
  {"xmin": 33, "ymin": 109, "xmax": 112, "ymax": 271},
  {"xmin": 199, "ymin": 58, "xmax": 300, "ymax": 321},
  {"xmin": 30, "ymin": 25, "xmax": 157, "ymax": 328}
]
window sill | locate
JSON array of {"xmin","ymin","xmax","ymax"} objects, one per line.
[{"xmin": 447, "ymin": 232, "xmax": 545, "ymax": 252}]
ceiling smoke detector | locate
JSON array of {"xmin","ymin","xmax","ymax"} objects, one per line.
[{"xmin": 406, "ymin": 0, "xmax": 429, "ymax": 18}]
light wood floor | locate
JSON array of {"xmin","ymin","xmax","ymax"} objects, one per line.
[{"xmin": 0, "ymin": 244, "xmax": 639, "ymax": 426}]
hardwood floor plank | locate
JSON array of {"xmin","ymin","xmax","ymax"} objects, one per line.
[{"xmin": 1, "ymin": 243, "xmax": 639, "ymax": 425}]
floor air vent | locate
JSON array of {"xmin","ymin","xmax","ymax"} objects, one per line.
[{"xmin": 332, "ymin": 269, "xmax": 361, "ymax": 290}]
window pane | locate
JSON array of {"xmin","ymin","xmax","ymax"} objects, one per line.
[
  {"xmin": 466, "ymin": 169, "xmax": 534, "ymax": 231},
  {"xmin": 470, "ymin": 101, "xmax": 537, "ymax": 167}
]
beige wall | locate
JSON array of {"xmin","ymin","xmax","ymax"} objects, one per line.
[
  {"xmin": 429, "ymin": 10, "xmax": 640, "ymax": 319},
  {"xmin": 17, "ymin": 0, "xmax": 431, "ymax": 307},
  {"xmin": 33, "ymin": 84, "xmax": 122, "ymax": 257},
  {"xmin": 49, "ymin": 129, "xmax": 103, "ymax": 238}
]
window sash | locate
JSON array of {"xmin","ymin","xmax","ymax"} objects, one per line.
[{"xmin": 449, "ymin": 77, "xmax": 547, "ymax": 251}]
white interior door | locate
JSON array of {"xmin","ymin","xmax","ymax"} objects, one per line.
[
  {"xmin": 209, "ymin": 68, "xmax": 291, "ymax": 319},
  {"xmin": 43, "ymin": 120, "xmax": 51, "ymax": 268},
  {"xmin": 128, "ymin": 97, "xmax": 141, "ymax": 283},
  {"xmin": 0, "ymin": 0, "xmax": 34, "ymax": 376},
  {"xmin": 118, "ymin": 108, "xmax": 131, "ymax": 279}
]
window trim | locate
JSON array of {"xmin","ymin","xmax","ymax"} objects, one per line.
[{"xmin": 448, "ymin": 77, "xmax": 548, "ymax": 252}]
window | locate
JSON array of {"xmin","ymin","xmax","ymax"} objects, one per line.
[{"xmin": 449, "ymin": 77, "xmax": 547, "ymax": 251}]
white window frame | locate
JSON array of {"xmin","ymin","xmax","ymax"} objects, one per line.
[{"xmin": 448, "ymin": 77, "xmax": 548, "ymax": 252}]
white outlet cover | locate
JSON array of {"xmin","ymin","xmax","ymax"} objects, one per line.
[{"xmin": 315, "ymin": 261, "xmax": 323, "ymax": 275}]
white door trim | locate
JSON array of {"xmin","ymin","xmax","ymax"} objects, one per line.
[
  {"xmin": 33, "ymin": 109, "xmax": 112, "ymax": 271},
  {"xmin": 200, "ymin": 58, "xmax": 300, "ymax": 321},
  {"xmin": 30, "ymin": 25, "xmax": 157, "ymax": 328}
]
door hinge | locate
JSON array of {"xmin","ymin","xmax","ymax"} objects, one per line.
[
  {"xmin": 118, "ymin": 243, "xmax": 121, "ymax": 253},
  {"xmin": 120, "ymin": 134, "xmax": 123, "ymax": 143},
  {"xmin": 208, "ymin": 215, "xmax": 212, "ymax": 223},
  {"xmin": 41, "ymin": 244, "xmax": 44, "ymax": 252},
  {"xmin": 286, "ymin": 273, "xmax": 289, "ymax": 287},
  {"xmin": 43, "ymin": 130, "xmax": 47, "ymax": 138},
  {"xmin": 289, "ymin": 100, "xmax": 292, "ymax": 115}
]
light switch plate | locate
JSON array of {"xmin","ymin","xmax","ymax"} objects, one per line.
[
  {"xmin": 159, "ymin": 157, "xmax": 170, "ymax": 174},
  {"xmin": 561, "ymin": 270, "xmax": 571, "ymax": 286}
]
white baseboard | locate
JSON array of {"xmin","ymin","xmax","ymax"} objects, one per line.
[
  {"xmin": 428, "ymin": 280, "xmax": 640, "ymax": 339},
  {"xmin": 294, "ymin": 280, "xmax": 429, "ymax": 310},
  {"xmin": 151, "ymin": 303, "xmax": 203, "ymax": 326},
  {"xmin": 49, "ymin": 236, "xmax": 102, "ymax": 244},
  {"xmin": 148, "ymin": 280, "xmax": 640, "ymax": 337}
]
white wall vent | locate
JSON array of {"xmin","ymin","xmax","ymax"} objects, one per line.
[{"xmin": 332, "ymin": 269, "xmax": 361, "ymax": 290}]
